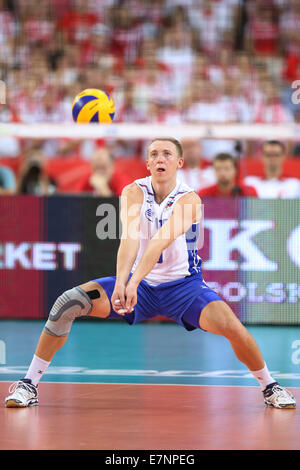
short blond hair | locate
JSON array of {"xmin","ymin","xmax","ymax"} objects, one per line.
[{"xmin": 149, "ymin": 138, "xmax": 183, "ymax": 158}]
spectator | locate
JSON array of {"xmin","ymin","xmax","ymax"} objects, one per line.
[
  {"xmin": 186, "ymin": 0, "xmax": 238, "ymax": 56},
  {"xmin": 253, "ymin": 80, "xmax": 295, "ymax": 124},
  {"xmin": 0, "ymin": 164, "xmax": 16, "ymax": 195},
  {"xmin": 51, "ymin": 46, "xmax": 81, "ymax": 88},
  {"xmin": 80, "ymin": 23, "xmax": 112, "ymax": 67},
  {"xmin": 0, "ymin": 103, "xmax": 21, "ymax": 158},
  {"xmin": 17, "ymin": 148, "xmax": 57, "ymax": 195},
  {"xmin": 74, "ymin": 147, "xmax": 131, "ymax": 196},
  {"xmin": 109, "ymin": 5, "xmax": 143, "ymax": 64},
  {"xmin": 208, "ymin": 46, "xmax": 236, "ymax": 85},
  {"xmin": 156, "ymin": 26, "xmax": 195, "ymax": 101},
  {"xmin": 220, "ymin": 76, "xmax": 253, "ymax": 123},
  {"xmin": 245, "ymin": 2, "xmax": 281, "ymax": 59},
  {"xmin": 243, "ymin": 140, "xmax": 300, "ymax": 198},
  {"xmin": 21, "ymin": 1, "xmax": 56, "ymax": 46},
  {"xmin": 13, "ymin": 77, "xmax": 45, "ymax": 124},
  {"xmin": 0, "ymin": 0, "xmax": 16, "ymax": 71},
  {"xmin": 58, "ymin": 0, "xmax": 99, "ymax": 46},
  {"xmin": 147, "ymin": 98, "xmax": 182, "ymax": 125},
  {"xmin": 279, "ymin": 0, "xmax": 300, "ymax": 56},
  {"xmin": 114, "ymin": 84, "xmax": 146, "ymax": 158},
  {"xmin": 198, "ymin": 153, "xmax": 258, "ymax": 197},
  {"xmin": 133, "ymin": 62, "xmax": 175, "ymax": 114},
  {"xmin": 116, "ymin": 84, "xmax": 146, "ymax": 123},
  {"xmin": 292, "ymin": 110, "xmax": 300, "ymax": 157},
  {"xmin": 177, "ymin": 138, "xmax": 216, "ymax": 192},
  {"xmin": 184, "ymin": 78, "xmax": 239, "ymax": 161}
]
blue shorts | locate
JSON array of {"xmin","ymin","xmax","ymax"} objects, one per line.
[{"xmin": 93, "ymin": 272, "xmax": 223, "ymax": 331}]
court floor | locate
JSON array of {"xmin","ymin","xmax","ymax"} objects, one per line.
[{"xmin": 0, "ymin": 319, "xmax": 299, "ymax": 450}]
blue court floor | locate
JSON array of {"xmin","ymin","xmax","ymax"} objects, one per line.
[{"xmin": 0, "ymin": 319, "xmax": 299, "ymax": 388}]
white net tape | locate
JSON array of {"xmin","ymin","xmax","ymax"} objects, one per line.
[{"xmin": 1, "ymin": 122, "xmax": 300, "ymax": 141}]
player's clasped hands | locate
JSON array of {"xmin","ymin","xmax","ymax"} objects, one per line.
[{"xmin": 111, "ymin": 281, "xmax": 138, "ymax": 316}]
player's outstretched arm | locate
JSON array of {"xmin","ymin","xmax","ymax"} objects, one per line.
[
  {"xmin": 124, "ymin": 192, "xmax": 202, "ymax": 312},
  {"xmin": 111, "ymin": 183, "xmax": 143, "ymax": 314}
]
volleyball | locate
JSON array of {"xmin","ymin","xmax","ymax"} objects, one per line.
[{"xmin": 72, "ymin": 88, "xmax": 115, "ymax": 124}]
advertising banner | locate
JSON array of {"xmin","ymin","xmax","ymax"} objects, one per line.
[
  {"xmin": 200, "ymin": 198, "xmax": 300, "ymax": 325},
  {"xmin": 0, "ymin": 196, "xmax": 120, "ymax": 319},
  {"xmin": 0, "ymin": 196, "xmax": 299, "ymax": 324}
]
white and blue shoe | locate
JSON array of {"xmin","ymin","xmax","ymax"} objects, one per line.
[
  {"xmin": 5, "ymin": 379, "xmax": 38, "ymax": 408},
  {"xmin": 263, "ymin": 382, "xmax": 296, "ymax": 409}
]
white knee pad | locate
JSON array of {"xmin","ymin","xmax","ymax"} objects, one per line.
[{"xmin": 44, "ymin": 287, "xmax": 93, "ymax": 337}]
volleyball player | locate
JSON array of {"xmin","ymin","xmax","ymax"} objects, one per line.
[{"xmin": 5, "ymin": 138, "xmax": 296, "ymax": 409}]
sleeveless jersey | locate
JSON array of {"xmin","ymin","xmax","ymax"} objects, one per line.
[{"xmin": 131, "ymin": 176, "xmax": 202, "ymax": 286}]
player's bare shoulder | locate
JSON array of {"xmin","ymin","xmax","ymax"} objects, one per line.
[
  {"xmin": 175, "ymin": 190, "xmax": 202, "ymax": 208},
  {"xmin": 120, "ymin": 183, "xmax": 143, "ymax": 215},
  {"xmin": 179, "ymin": 191, "xmax": 201, "ymax": 204},
  {"xmin": 175, "ymin": 191, "xmax": 202, "ymax": 223},
  {"xmin": 120, "ymin": 183, "xmax": 143, "ymax": 237},
  {"xmin": 121, "ymin": 182, "xmax": 143, "ymax": 202}
]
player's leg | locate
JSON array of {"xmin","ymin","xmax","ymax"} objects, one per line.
[
  {"xmin": 199, "ymin": 300, "xmax": 265, "ymax": 371},
  {"xmin": 35, "ymin": 281, "xmax": 111, "ymax": 362},
  {"xmin": 199, "ymin": 300, "xmax": 296, "ymax": 408},
  {"xmin": 5, "ymin": 280, "xmax": 112, "ymax": 408}
]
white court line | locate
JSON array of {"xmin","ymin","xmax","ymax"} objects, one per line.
[
  {"xmin": 1, "ymin": 366, "xmax": 300, "ymax": 379},
  {"xmin": 0, "ymin": 380, "xmax": 260, "ymax": 388},
  {"xmin": 0, "ymin": 380, "xmax": 299, "ymax": 389}
]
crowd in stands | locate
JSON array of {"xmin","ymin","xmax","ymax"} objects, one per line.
[{"xmin": 1, "ymin": 0, "xmax": 300, "ymax": 197}]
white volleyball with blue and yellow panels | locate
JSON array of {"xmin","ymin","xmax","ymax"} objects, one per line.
[{"xmin": 72, "ymin": 88, "xmax": 115, "ymax": 124}]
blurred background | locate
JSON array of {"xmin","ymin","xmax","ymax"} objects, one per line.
[
  {"xmin": 1, "ymin": 0, "xmax": 300, "ymax": 186},
  {"xmin": 0, "ymin": 0, "xmax": 300, "ymax": 327}
]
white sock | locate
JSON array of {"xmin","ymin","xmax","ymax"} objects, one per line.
[
  {"xmin": 251, "ymin": 363, "xmax": 276, "ymax": 391},
  {"xmin": 24, "ymin": 354, "xmax": 50, "ymax": 386}
]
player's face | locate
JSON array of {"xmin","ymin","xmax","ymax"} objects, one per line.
[{"xmin": 146, "ymin": 141, "xmax": 184, "ymax": 179}]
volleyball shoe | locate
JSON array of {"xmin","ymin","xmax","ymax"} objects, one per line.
[
  {"xmin": 5, "ymin": 379, "xmax": 38, "ymax": 408},
  {"xmin": 263, "ymin": 382, "xmax": 296, "ymax": 408}
]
